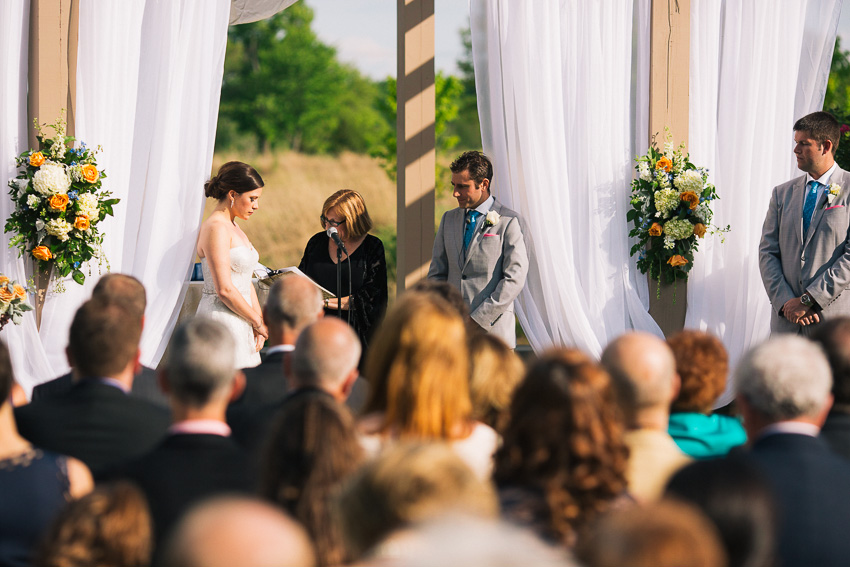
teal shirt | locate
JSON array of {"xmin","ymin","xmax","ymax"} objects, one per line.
[{"xmin": 668, "ymin": 412, "xmax": 747, "ymax": 459}]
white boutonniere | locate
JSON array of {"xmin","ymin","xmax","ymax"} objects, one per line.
[
  {"xmin": 827, "ymin": 183, "xmax": 841, "ymax": 206},
  {"xmin": 484, "ymin": 210, "xmax": 501, "ymax": 227}
]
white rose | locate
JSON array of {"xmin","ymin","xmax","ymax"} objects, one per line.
[
  {"xmin": 32, "ymin": 162, "xmax": 70, "ymax": 196},
  {"xmin": 485, "ymin": 210, "xmax": 501, "ymax": 226}
]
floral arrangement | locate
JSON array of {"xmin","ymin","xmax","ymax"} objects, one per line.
[
  {"xmin": 628, "ymin": 134, "xmax": 728, "ymax": 287},
  {"xmin": 5, "ymin": 114, "xmax": 118, "ymax": 286},
  {"xmin": 0, "ymin": 274, "xmax": 32, "ymax": 330}
]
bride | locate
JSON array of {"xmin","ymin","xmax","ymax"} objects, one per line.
[{"xmin": 196, "ymin": 161, "xmax": 268, "ymax": 368}]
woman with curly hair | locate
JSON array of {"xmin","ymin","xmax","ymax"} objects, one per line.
[
  {"xmin": 493, "ymin": 348, "xmax": 630, "ymax": 548},
  {"xmin": 667, "ymin": 330, "xmax": 746, "ymax": 459}
]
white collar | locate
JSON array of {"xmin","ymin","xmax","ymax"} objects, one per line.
[
  {"xmin": 758, "ymin": 421, "xmax": 820, "ymax": 440},
  {"xmin": 473, "ymin": 195, "xmax": 495, "ymax": 215},
  {"xmin": 265, "ymin": 344, "xmax": 294, "ymax": 356}
]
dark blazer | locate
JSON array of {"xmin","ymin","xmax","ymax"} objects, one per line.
[
  {"xmin": 110, "ymin": 433, "xmax": 254, "ymax": 549},
  {"xmin": 14, "ymin": 380, "xmax": 170, "ymax": 479},
  {"xmin": 227, "ymin": 350, "xmax": 289, "ymax": 422},
  {"xmin": 743, "ymin": 433, "xmax": 850, "ymax": 567},
  {"xmin": 30, "ymin": 365, "xmax": 168, "ymax": 408},
  {"xmin": 820, "ymin": 411, "xmax": 850, "ymax": 461}
]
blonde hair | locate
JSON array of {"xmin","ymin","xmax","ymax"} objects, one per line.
[
  {"xmin": 321, "ymin": 189, "xmax": 373, "ymax": 239},
  {"xmin": 468, "ymin": 333, "xmax": 525, "ymax": 430},
  {"xmin": 364, "ymin": 293, "xmax": 471, "ymax": 440}
]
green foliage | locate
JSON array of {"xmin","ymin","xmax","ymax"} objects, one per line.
[
  {"xmin": 825, "ymin": 37, "xmax": 850, "ymax": 114},
  {"xmin": 443, "ymin": 28, "xmax": 483, "ymax": 151}
]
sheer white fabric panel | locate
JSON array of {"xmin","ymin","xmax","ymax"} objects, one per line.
[
  {"xmin": 470, "ymin": 0, "xmax": 661, "ymax": 358},
  {"xmin": 0, "ymin": 0, "xmax": 53, "ymax": 393},
  {"xmin": 229, "ymin": 0, "xmax": 298, "ymax": 24},
  {"xmin": 685, "ymin": 0, "xmax": 841, "ymax": 407}
]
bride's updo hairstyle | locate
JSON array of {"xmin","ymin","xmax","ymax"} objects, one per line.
[{"xmin": 204, "ymin": 161, "xmax": 264, "ymax": 201}]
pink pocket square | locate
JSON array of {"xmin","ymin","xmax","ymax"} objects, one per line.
[
  {"xmin": 482, "ymin": 233, "xmax": 498, "ymax": 237},
  {"xmin": 826, "ymin": 205, "xmax": 845, "ymax": 211}
]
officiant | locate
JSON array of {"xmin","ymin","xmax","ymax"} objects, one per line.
[{"xmin": 297, "ymin": 190, "xmax": 388, "ymax": 358}]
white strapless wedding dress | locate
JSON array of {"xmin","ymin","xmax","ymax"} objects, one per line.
[{"xmin": 196, "ymin": 245, "xmax": 262, "ymax": 369}]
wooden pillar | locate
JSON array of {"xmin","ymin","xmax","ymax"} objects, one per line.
[
  {"xmin": 647, "ymin": 0, "xmax": 690, "ymax": 336},
  {"xmin": 396, "ymin": 0, "xmax": 436, "ymax": 294}
]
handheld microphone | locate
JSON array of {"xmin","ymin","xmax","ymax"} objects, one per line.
[{"xmin": 327, "ymin": 227, "xmax": 347, "ymax": 252}]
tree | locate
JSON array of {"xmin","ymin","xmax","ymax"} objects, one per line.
[{"xmin": 825, "ymin": 37, "xmax": 850, "ymax": 114}]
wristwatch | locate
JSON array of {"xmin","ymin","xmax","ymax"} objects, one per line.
[{"xmin": 801, "ymin": 292, "xmax": 814, "ymax": 307}]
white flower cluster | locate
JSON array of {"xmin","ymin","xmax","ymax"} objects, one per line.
[
  {"xmin": 69, "ymin": 165, "xmax": 84, "ymax": 183},
  {"xmin": 664, "ymin": 218, "xmax": 695, "ymax": 240},
  {"xmin": 692, "ymin": 201, "xmax": 712, "ymax": 224},
  {"xmin": 673, "ymin": 170, "xmax": 704, "ymax": 193},
  {"xmin": 664, "ymin": 235, "xmax": 676, "ymax": 249},
  {"xmin": 638, "ymin": 162, "xmax": 652, "ymax": 182},
  {"xmin": 45, "ymin": 218, "xmax": 73, "ymax": 242},
  {"xmin": 26, "ymin": 195, "xmax": 40, "ymax": 208},
  {"xmin": 32, "ymin": 163, "xmax": 70, "ymax": 196},
  {"xmin": 664, "ymin": 140, "xmax": 674, "ymax": 157},
  {"xmin": 654, "ymin": 189, "xmax": 680, "ymax": 218},
  {"xmin": 77, "ymin": 193, "xmax": 99, "ymax": 220}
]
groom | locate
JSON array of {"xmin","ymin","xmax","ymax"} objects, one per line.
[
  {"xmin": 760, "ymin": 111, "xmax": 850, "ymax": 335},
  {"xmin": 428, "ymin": 151, "xmax": 528, "ymax": 347}
]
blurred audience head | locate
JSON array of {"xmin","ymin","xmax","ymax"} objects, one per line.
[
  {"xmin": 92, "ymin": 273, "xmax": 146, "ymax": 322},
  {"xmin": 162, "ymin": 317, "xmax": 240, "ymax": 408},
  {"xmin": 321, "ymin": 189, "xmax": 373, "ymax": 239},
  {"xmin": 68, "ymin": 298, "xmax": 141, "ymax": 380},
  {"xmin": 336, "ymin": 442, "xmax": 497, "ymax": 560},
  {"xmin": 811, "ymin": 317, "xmax": 850, "ymax": 409},
  {"xmin": 364, "ymin": 293, "xmax": 471, "ymax": 439},
  {"xmin": 665, "ymin": 457, "xmax": 776, "ymax": 567},
  {"xmin": 576, "ymin": 499, "xmax": 727, "ymax": 567},
  {"xmin": 162, "ymin": 496, "xmax": 314, "ymax": 567},
  {"xmin": 291, "ymin": 318, "xmax": 361, "ymax": 401},
  {"xmin": 408, "ymin": 279, "xmax": 471, "ymax": 321},
  {"xmin": 601, "ymin": 332, "xmax": 678, "ymax": 428},
  {"xmin": 263, "ymin": 275, "xmax": 323, "ymax": 343},
  {"xmin": 260, "ymin": 391, "xmax": 364, "ymax": 567},
  {"xmin": 734, "ymin": 335, "xmax": 832, "ymax": 430},
  {"xmin": 494, "ymin": 348, "xmax": 628, "ymax": 546},
  {"xmin": 34, "ymin": 481, "xmax": 152, "ymax": 567},
  {"xmin": 468, "ymin": 333, "xmax": 525, "ymax": 430},
  {"xmin": 667, "ymin": 330, "xmax": 728, "ymax": 414}
]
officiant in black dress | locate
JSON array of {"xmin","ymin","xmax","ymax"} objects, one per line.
[{"xmin": 298, "ymin": 190, "xmax": 388, "ymax": 360}]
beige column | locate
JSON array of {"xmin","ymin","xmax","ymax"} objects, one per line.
[
  {"xmin": 396, "ymin": 0, "xmax": 436, "ymax": 294},
  {"xmin": 647, "ymin": 0, "xmax": 690, "ymax": 337}
]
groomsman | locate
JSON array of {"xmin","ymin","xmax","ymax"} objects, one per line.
[
  {"xmin": 759, "ymin": 111, "xmax": 850, "ymax": 334},
  {"xmin": 428, "ymin": 151, "xmax": 528, "ymax": 348}
]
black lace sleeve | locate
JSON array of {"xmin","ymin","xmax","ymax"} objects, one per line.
[{"xmin": 350, "ymin": 235, "xmax": 388, "ymax": 348}]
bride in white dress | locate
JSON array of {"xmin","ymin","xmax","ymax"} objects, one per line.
[{"xmin": 196, "ymin": 161, "xmax": 268, "ymax": 368}]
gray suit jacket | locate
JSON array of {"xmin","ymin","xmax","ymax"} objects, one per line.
[
  {"xmin": 428, "ymin": 198, "xmax": 528, "ymax": 347},
  {"xmin": 759, "ymin": 166, "xmax": 850, "ymax": 334}
]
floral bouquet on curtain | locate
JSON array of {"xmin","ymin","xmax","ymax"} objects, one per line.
[
  {"xmin": 0, "ymin": 275, "xmax": 32, "ymax": 330},
  {"xmin": 5, "ymin": 114, "xmax": 118, "ymax": 288},
  {"xmin": 627, "ymin": 134, "xmax": 728, "ymax": 290}
]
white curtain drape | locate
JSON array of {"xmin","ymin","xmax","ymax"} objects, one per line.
[
  {"xmin": 470, "ymin": 0, "xmax": 661, "ymax": 358},
  {"xmin": 230, "ymin": 0, "xmax": 298, "ymax": 24},
  {"xmin": 685, "ymin": 0, "xmax": 841, "ymax": 406}
]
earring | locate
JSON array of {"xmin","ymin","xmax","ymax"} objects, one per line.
[{"xmin": 230, "ymin": 197, "xmax": 234, "ymax": 208}]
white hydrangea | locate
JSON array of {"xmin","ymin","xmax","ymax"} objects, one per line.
[
  {"xmin": 77, "ymin": 193, "xmax": 99, "ymax": 220},
  {"xmin": 654, "ymin": 189, "xmax": 680, "ymax": 218},
  {"xmin": 693, "ymin": 201, "xmax": 712, "ymax": 223},
  {"xmin": 638, "ymin": 162, "xmax": 652, "ymax": 182},
  {"xmin": 45, "ymin": 218, "xmax": 73, "ymax": 242},
  {"xmin": 673, "ymin": 170, "xmax": 704, "ymax": 193},
  {"xmin": 664, "ymin": 218, "xmax": 695, "ymax": 240},
  {"xmin": 32, "ymin": 162, "xmax": 70, "ymax": 196},
  {"xmin": 26, "ymin": 194, "xmax": 40, "ymax": 208}
]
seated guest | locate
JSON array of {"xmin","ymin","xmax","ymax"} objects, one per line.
[
  {"xmin": 161, "ymin": 496, "xmax": 315, "ymax": 567},
  {"xmin": 31, "ymin": 274, "xmax": 166, "ymax": 407},
  {"xmin": 468, "ymin": 333, "xmax": 525, "ymax": 431},
  {"xmin": 665, "ymin": 458, "xmax": 776, "ymax": 567},
  {"xmin": 358, "ymin": 293, "xmax": 499, "ymax": 478},
  {"xmin": 336, "ymin": 442, "xmax": 498, "ymax": 563},
  {"xmin": 15, "ymin": 298, "xmax": 170, "ymax": 478},
  {"xmin": 110, "ymin": 318, "xmax": 253, "ymax": 553},
  {"xmin": 601, "ymin": 332, "xmax": 691, "ymax": 502},
  {"xmin": 666, "ymin": 330, "xmax": 746, "ymax": 458},
  {"xmin": 811, "ymin": 317, "xmax": 850, "ymax": 459},
  {"xmin": 494, "ymin": 348, "xmax": 629, "ymax": 548},
  {"xmin": 734, "ymin": 335, "xmax": 850, "ymax": 567},
  {"xmin": 33, "ymin": 481, "xmax": 151, "ymax": 567},
  {"xmin": 408, "ymin": 278, "xmax": 480, "ymax": 338},
  {"xmin": 0, "ymin": 341, "xmax": 92, "ymax": 567},
  {"xmin": 260, "ymin": 391, "xmax": 364, "ymax": 567}
]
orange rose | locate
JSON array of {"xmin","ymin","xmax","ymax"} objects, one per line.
[
  {"xmin": 693, "ymin": 223, "xmax": 706, "ymax": 238},
  {"xmin": 0, "ymin": 286, "xmax": 13, "ymax": 303},
  {"xmin": 49, "ymin": 193, "xmax": 70, "ymax": 212},
  {"xmin": 655, "ymin": 156, "xmax": 673, "ymax": 172},
  {"xmin": 29, "ymin": 151, "xmax": 45, "ymax": 167},
  {"xmin": 13, "ymin": 284, "xmax": 26, "ymax": 299},
  {"xmin": 74, "ymin": 215, "xmax": 90, "ymax": 231},
  {"xmin": 81, "ymin": 164, "xmax": 99, "ymax": 183},
  {"xmin": 680, "ymin": 191, "xmax": 700, "ymax": 210},
  {"xmin": 667, "ymin": 255, "xmax": 688, "ymax": 267},
  {"xmin": 648, "ymin": 222, "xmax": 663, "ymax": 237},
  {"xmin": 0, "ymin": 276, "xmax": 8, "ymax": 287},
  {"xmin": 32, "ymin": 246, "xmax": 52, "ymax": 261}
]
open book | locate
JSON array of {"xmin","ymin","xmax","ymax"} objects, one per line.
[{"xmin": 256, "ymin": 266, "xmax": 335, "ymax": 300}]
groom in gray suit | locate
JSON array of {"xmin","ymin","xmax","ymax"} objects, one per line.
[
  {"xmin": 428, "ymin": 151, "xmax": 528, "ymax": 347},
  {"xmin": 760, "ymin": 111, "xmax": 850, "ymax": 335}
]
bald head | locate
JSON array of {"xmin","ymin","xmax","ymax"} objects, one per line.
[
  {"xmin": 602, "ymin": 332, "xmax": 678, "ymax": 426},
  {"xmin": 162, "ymin": 497, "xmax": 315, "ymax": 567},
  {"xmin": 264, "ymin": 276, "xmax": 324, "ymax": 345},
  {"xmin": 292, "ymin": 318, "xmax": 361, "ymax": 398}
]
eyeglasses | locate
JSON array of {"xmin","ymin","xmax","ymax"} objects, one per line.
[{"xmin": 321, "ymin": 215, "xmax": 345, "ymax": 227}]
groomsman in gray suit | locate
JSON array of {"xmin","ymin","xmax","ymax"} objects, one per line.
[
  {"xmin": 760, "ymin": 111, "xmax": 850, "ymax": 335},
  {"xmin": 428, "ymin": 151, "xmax": 528, "ymax": 347}
]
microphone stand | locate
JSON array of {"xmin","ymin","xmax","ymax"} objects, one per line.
[{"xmin": 336, "ymin": 245, "xmax": 343, "ymax": 320}]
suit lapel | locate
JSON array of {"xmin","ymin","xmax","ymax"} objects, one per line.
[
  {"xmin": 448, "ymin": 208, "xmax": 466, "ymax": 272},
  {"xmin": 804, "ymin": 168, "xmax": 848, "ymax": 250},
  {"xmin": 463, "ymin": 200, "xmax": 501, "ymax": 270}
]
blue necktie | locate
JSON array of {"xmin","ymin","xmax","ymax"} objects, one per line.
[
  {"xmin": 803, "ymin": 181, "xmax": 820, "ymax": 238},
  {"xmin": 463, "ymin": 210, "xmax": 482, "ymax": 251}
]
